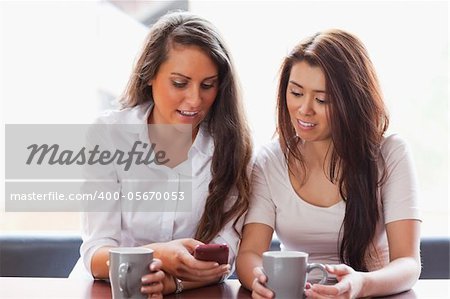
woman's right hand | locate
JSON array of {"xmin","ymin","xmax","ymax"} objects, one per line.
[
  {"xmin": 252, "ymin": 267, "xmax": 274, "ymax": 299},
  {"xmin": 147, "ymin": 238, "xmax": 230, "ymax": 282},
  {"xmin": 140, "ymin": 259, "xmax": 164, "ymax": 299}
]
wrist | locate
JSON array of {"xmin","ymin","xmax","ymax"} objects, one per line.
[{"xmin": 359, "ymin": 271, "xmax": 371, "ymax": 298}]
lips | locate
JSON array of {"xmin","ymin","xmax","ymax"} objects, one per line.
[
  {"xmin": 298, "ymin": 119, "xmax": 316, "ymax": 128},
  {"xmin": 177, "ymin": 110, "xmax": 199, "ymax": 117}
]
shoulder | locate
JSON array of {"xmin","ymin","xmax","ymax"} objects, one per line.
[
  {"xmin": 93, "ymin": 102, "xmax": 151, "ymax": 125},
  {"xmin": 381, "ymin": 134, "xmax": 411, "ymax": 160},
  {"xmin": 86, "ymin": 103, "xmax": 152, "ymax": 144},
  {"xmin": 254, "ymin": 139, "xmax": 285, "ymax": 168}
]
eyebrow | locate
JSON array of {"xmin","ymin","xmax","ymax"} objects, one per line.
[
  {"xmin": 171, "ymin": 72, "xmax": 219, "ymax": 80},
  {"xmin": 288, "ymin": 80, "xmax": 326, "ymax": 93}
]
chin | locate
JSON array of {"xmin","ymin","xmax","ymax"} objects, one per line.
[
  {"xmin": 296, "ymin": 134, "xmax": 317, "ymax": 143},
  {"xmin": 173, "ymin": 123, "xmax": 194, "ymax": 134}
]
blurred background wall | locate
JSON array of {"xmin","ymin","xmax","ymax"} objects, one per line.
[{"xmin": 0, "ymin": 0, "xmax": 448, "ymax": 237}]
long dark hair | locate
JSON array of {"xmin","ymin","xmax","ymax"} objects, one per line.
[
  {"xmin": 120, "ymin": 11, "xmax": 252, "ymax": 243},
  {"xmin": 276, "ymin": 29, "xmax": 389, "ymax": 271}
]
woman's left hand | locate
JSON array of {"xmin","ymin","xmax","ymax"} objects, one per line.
[{"xmin": 304, "ymin": 264, "xmax": 365, "ymax": 299}]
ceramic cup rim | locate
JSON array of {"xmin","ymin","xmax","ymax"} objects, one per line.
[
  {"xmin": 109, "ymin": 247, "xmax": 154, "ymax": 255},
  {"xmin": 263, "ymin": 251, "xmax": 308, "ymax": 258}
]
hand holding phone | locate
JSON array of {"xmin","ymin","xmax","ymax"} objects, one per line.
[{"xmin": 193, "ymin": 243, "xmax": 229, "ymax": 265}]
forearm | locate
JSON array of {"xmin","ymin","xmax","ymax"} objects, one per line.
[
  {"xmin": 359, "ymin": 257, "xmax": 421, "ymax": 297},
  {"xmin": 236, "ymin": 251, "xmax": 263, "ymax": 290},
  {"xmin": 236, "ymin": 223, "xmax": 274, "ymax": 290},
  {"xmin": 91, "ymin": 246, "xmax": 115, "ymax": 279}
]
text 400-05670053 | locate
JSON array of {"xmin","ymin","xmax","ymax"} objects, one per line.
[{"xmin": 95, "ymin": 191, "xmax": 185, "ymax": 201}]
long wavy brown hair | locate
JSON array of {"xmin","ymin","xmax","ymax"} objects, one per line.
[
  {"xmin": 276, "ymin": 29, "xmax": 389, "ymax": 271},
  {"xmin": 120, "ymin": 11, "xmax": 252, "ymax": 243}
]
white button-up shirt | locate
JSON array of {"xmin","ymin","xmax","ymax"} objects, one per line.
[{"xmin": 73, "ymin": 102, "xmax": 242, "ymax": 277}]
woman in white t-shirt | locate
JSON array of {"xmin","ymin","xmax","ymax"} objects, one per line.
[
  {"xmin": 73, "ymin": 11, "xmax": 252, "ymax": 297},
  {"xmin": 236, "ymin": 29, "xmax": 421, "ymax": 298}
]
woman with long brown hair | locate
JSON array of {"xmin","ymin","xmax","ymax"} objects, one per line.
[
  {"xmin": 236, "ymin": 29, "xmax": 420, "ymax": 298},
  {"xmin": 72, "ymin": 11, "xmax": 252, "ymax": 296}
]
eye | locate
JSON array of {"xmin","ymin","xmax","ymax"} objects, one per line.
[
  {"xmin": 172, "ymin": 80, "xmax": 187, "ymax": 88},
  {"xmin": 201, "ymin": 81, "xmax": 216, "ymax": 90},
  {"xmin": 289, "ymin": 90, "xmax": 303, "ymax": 97},
  {"xmin": 315, "ymin": 97, "xmax": 327, "ymax": 104}
]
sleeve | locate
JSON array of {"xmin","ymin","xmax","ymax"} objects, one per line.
[
  {"xmin": 244, "ymin": 156, "xmax": 277, "ymax": 229},
  {"xmin": 381, "ymin": 135, "xmax": 421, "ymax": 224},
  {"xmin": 79, "ymin": 121, "xmax": 122, "ymax": 276}
]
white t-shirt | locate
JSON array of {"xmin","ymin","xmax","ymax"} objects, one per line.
[
  {"xmin": 245, "ymin": 135, "xmax": 420, "ymax": 271},
  {"xmin": 71, "ymin": 102, "xmax": 242, "ymax": 278}
]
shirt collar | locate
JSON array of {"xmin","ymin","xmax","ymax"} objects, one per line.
[
  {"xmin": 191, "ymin": 123, "xmax": 214, "ymax": 158},
  {"xmin": 118, "ymin": 102, "xmax": 153, "ymax": 134}
]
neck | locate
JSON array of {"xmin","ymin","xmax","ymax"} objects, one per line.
[
  {"xmin": 147, "ymin": 110, "xmax": 197, "ymax": 146},
  {"xmin": 147, "ymin": 112, "xmax": 194, "ymax": 168},
  {"xmin": 300, "ymin": 139, "xmax": 333, "ymax": 169}
]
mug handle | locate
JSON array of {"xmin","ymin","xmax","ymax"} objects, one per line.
[
  {"xmin": 306, "ymin": 263, "xmax": 328, "ymax": 284},
  {"xmin": 119, "ymin": 262, "xmax": 130, "ymax": 297}
]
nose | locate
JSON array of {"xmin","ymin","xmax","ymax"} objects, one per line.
[
  {"xmin": 185, "ymin": 85, "xmax": 202, "ymax": 108},
  {"xmin": 298, "ymin": 97, "xmax": 314, "ymax": 116}
]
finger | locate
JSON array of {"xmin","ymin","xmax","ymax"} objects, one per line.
[
  {"xmin": 178, "ymin": 264, "xmax": 230, "ymax": 281},
  {"xmin": 179, "ymin": 251, "xmax": 220, "ymax": 269},
  {"xmin": 197, "ymin": 264, "xmax": 230, "ymax": 279},
  {"xmin": 252, "ymin": 290, "xmax": 272, "ymax": 299},
  {"xmin": 252, "ymin": 278, "xmax": 274, "ymax": 299},
  {"xmin": 312, "ymin": 277, "xmax": 351, "ymax": 296},
  {"xmin": 333, "ymin": 278, "xmax": 352, "ymax": 295},
  {"xmin": 174, "ymin": 264, "xmax": 229, "ymax": 281},
  {"xmin": 149, "ymin": 259, "xmax": 162, "ymax": 272},
  {"xmin": 182, "ymin": 238, "xmax": 205, "ymax": 253},
  {"xmin": 310, "ymin": 284, "xmax": 340, "ymax": 296},
  {"xmin": 252, "ymin": 267, "xmax": 267, "ymax": 284},
  {"xmin": 251, "ymin": 290, "xmax": 266, "ymax": 299},
  {"xmin": 141, "ymin": 271, "xmax": 165, "ymax": 285},
  {"xmin": 325, "ymin": 264, "xmax": 351, "ymax": 275},
  {"xmin": 147, "ymin": 294, "xmax": 163, "ymax": 299},
  {"xmin": 304, "ymin": 288, "xmax": 337, "ymax": 299},
  {"xmin": 141, "ymin": 281, "xmax": 164, "ymax": 295}
]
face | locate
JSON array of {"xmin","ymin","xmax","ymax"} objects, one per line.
[
  {"xmin": 286, "ymin": 61, "xmax": 331, "ymax": 143},
  {"xmin": 149, "ymin": 44, "xmax": 219, "ymax": 136}
]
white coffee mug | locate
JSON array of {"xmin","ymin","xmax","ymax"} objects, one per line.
[
  {"xmin": 263, "ymin": 251, "xmax": 328, "ymax": 299},
  {"xmin": 109, "ymin": 247, "xmax": 153, "ymax": 299}
]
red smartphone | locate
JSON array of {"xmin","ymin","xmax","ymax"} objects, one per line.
[{"xmin": 193, "ymin": 243, "xmax": 229, "ymax": 265}]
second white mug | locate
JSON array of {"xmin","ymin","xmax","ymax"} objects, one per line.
[{"xmin": 262, "ymin": 251, "xmax": 328, "ymax": 299}]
